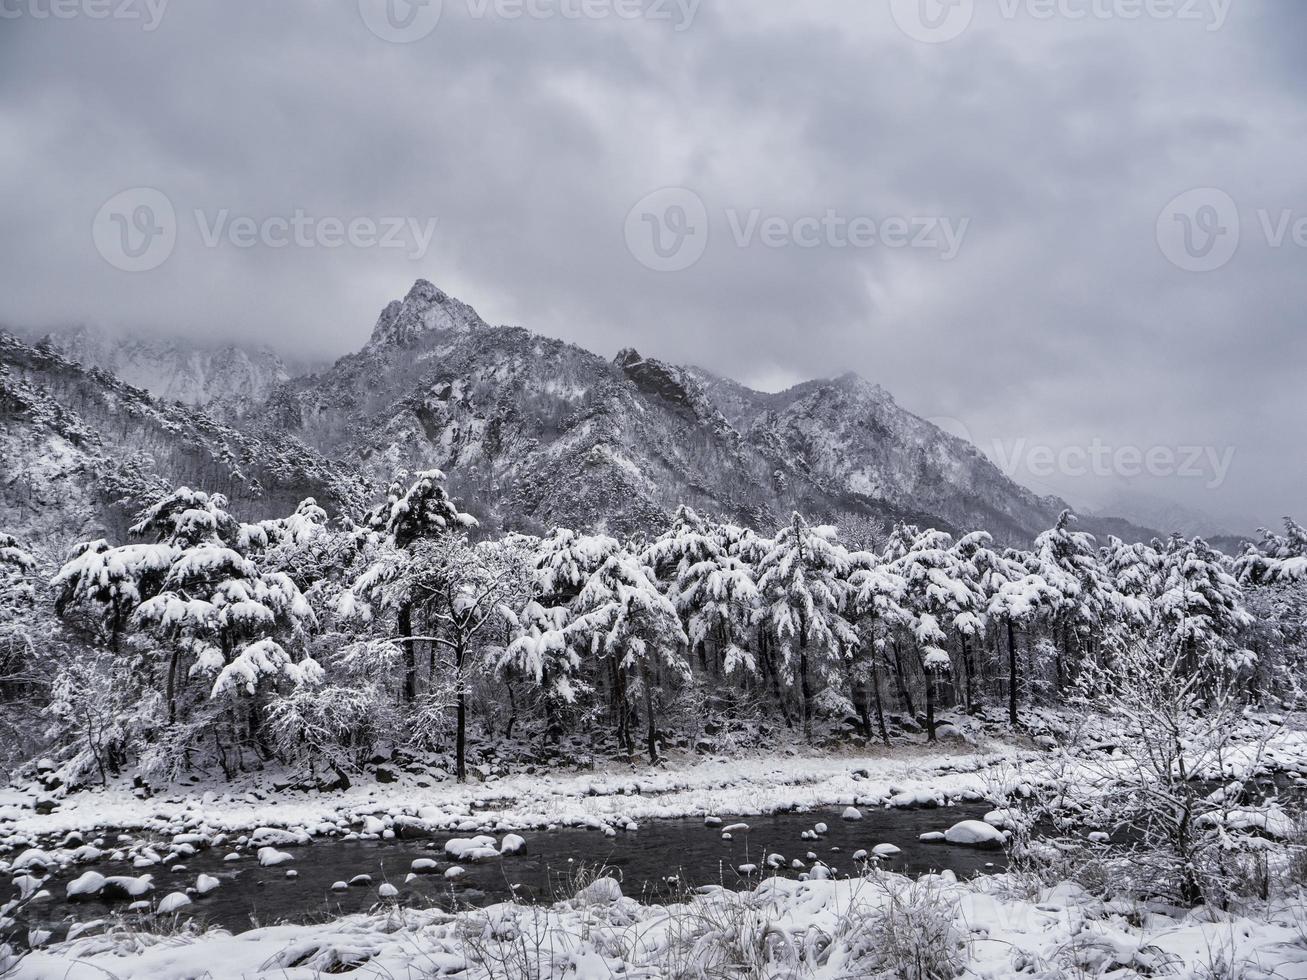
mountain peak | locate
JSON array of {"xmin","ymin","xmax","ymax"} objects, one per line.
[
  {"xmin": 366, "ymin": 279, "xmax": 488, "ymax": 349},
  {"xmin": 614, "ymin": 347, "xmax": 644, "ymax": 368}
]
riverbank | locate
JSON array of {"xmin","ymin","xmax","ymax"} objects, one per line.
[
  {"xmin": 8, "ymin": 717, "xmax": 1307, "ymax": 976},
  {"xmin": 11, "ymin": 863, "xmax": 1307, "ymax": 979},
  {"xmin": 1, "ymin": 736, "xmax": 1037, "ymax": 854}
]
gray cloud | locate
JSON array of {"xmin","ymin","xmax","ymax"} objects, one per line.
[{"xmin": 0, "ymin": 0, "xmax": 1303, "ymax": 533}]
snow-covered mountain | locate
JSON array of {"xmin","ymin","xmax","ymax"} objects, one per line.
[
  {"xmin": 0, "ymin": 333, "xmax": 364, "ymax": 550},
  {"xmin": 33, "ymin": 324, "xmax": 309, "ymax": 419},
  {"xmin": 253, "ymin": 279, "xmax": 1139, "ymax": 542},
  {"xmin": 3, "ymin": 280, "xmax": 1159, "ymax": 544}
]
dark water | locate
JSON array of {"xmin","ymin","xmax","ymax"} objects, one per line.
[{"xmin": 18, "ymin": 805, "xmax": 1004, "ymax": 937}]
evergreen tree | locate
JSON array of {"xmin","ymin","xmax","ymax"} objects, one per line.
[
  {"xmin": 565, "ymin": 548, "xmax": 689, "ymax": 761},
  {"xmin": 757, "ymin": 513, "xmax": 856, "ymax": 741}
]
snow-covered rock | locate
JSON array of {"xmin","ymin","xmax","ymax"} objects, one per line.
[
  {"xmin": 499, "ymin": 833, "xmax": 527, "ymax": 855},
  {"xmin": 66, "ymin": 871, "xmax": 106, "ymax": 897},
  {"xmin": 257, "ymin": 847, "xmax": 294, "ymax": 867},
  {"xmin": 157, "ymin": 892, "xmax": 192, "ymax": 914},
  {"xmin": 944, "ymin": 820, "xmax": 1005, "ymax": 847},
  {"xmin": 102, "ymin": 875, "xmax": 154, "ymax": 898},
  {"xmin": 195, "ymin": 874, "xmax": 220, "ymax": 895},
  {"xmin": 250, "ymin": 827, "xmax": 309, "ymax": 848},
  {"xmin": 841, "ymin": 807, "xmax": 862, "ymax": 821},
  {"xmin": 574, "ymin": 876, "xmax": 622, "ymax": 905},
  {"xmin": 445, "ymin": 835, "xmax": 500, "ymax": 862},
  {"xmin": 11, "ymin": 848, "xmax": 54, "ymax": 871}
]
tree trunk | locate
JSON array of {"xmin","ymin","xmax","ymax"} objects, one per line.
[
  {"xmin": 641, "ymin": 664, "xmax": 658, "ymax": 763},
  {"xmin": 924, "ymin": 658, "xmax": 937, "ymax": 743},
  {"xmin": 540, "ymin": 664, "xmax": 559, "ymax": 745},
  {"xmin": 799, "ymin": 642, "xmax": 813, "ymax": 742},
  {"xmin": 612, "ymin": 660, "xmax": 634, "ymax": 756},
  {"xmin": 854, "ymin": 676, "xmax": 872, "ymax": 740},
  {"xmin": 505, "ymin": 674, "xmax": 517, "ymax": 740},
  {"xmin": 166, "ymin": 647, "xmax": 180, "ymax": 724},
  {"xmin": 891, "ymin": 642, "xmax": 915, "ymax": 718},
  {"xmin": 1007, "ymin": 619, "xmax": 1019, "ymax": 728},
  {"xmin": 760, "ymin": 632, "xmax": 793, "ymax": 728},
  {"xmin": 455, "ymin": 637, "xmax": 467, "ymax": 783},
  {"xmin": 961, "ymin": 635, "xmax": 977, "ymax": 714},
  {"xmin": 398, "ymin": 604, "xmax": 416, "ymax": 704},
  {"xmin": 870, "ymin": 663, "xmax": 890, "ymax": 746}
]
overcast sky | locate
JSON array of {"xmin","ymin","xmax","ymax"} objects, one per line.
[{"xmin": 1, "ymin": 0, "xmax": 1303, "ymax": 533}]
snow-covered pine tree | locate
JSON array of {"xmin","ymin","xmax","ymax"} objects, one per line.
[
  {"xmin": 1100, "ymin": 535, "xmax": 1162, "ymax": 630},
  {"xmin": 500, "ymin": 527, "xmax": 623, "ymax": 741},
  {"xmin": 397, "ymin": 534, "xmax": 531, "ymax": 781},
  {"xmin": 1156, "ymin": 534, "xmax": 1254, "ymax": 676},
  {"xmin": 986, "ymin": 553, "xmax": 1060, "ymax": 728},
  {"xmin": 129, "ymin": 492, "xmax": 322, "ymax": 714},
  {"xmin": 644, "ymin": 507, "xmax": 759, "ymax": 678},
  {"xmin": 350, "ymin": 470, "xmax": 480, "ymax": 702},
  {"xmin": 0, "ymin": 532, "xmax": 44, "ymax": 768},
  {"xmin": 674, "ymin": 542, "xmax": 760, "ymax": 679},
  {"xmin": 565, "ymin": 545, "xmax": 689, "ymax": 761},
  {"xmin": 756, "ymin": 513, "xmax": 856, "ymax": 741},
  {"xmin": 846, "ymin": 551, "xmax": 908, "ymax": 743},
  {"xmin": 889, "ymin": 528, "xmax": 969, "ymax": 741},
  {"xmin": 53, "ymin": 487, "xmax": 325, "ymax": 776},
  {"xmin": 52, "ymin": 538, "xmax": 178, "ymax": 652},
  {"xmin": 1030, "ymin": 511, "xmax": 1104, "ymax": 689},
  {"xmin": 949, "ymin": 531, "xmax": 1004, "ymax": 714}
]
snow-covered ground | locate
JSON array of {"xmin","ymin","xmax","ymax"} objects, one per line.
[
  {"xmin": 1, "ymin": 741, "xmax": 1036, "ymax": 853},
  {"xmin": 12, "ymin": 866, "xmax": 1307, "ymax": 979},
  {"xmin": 8, "ymin": 723, "xmax": 1307, "ymax": 978}
]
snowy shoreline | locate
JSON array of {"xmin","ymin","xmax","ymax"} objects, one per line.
[
  {"xmin": 8, "ymin": 729, "xmax": 1307, "ymax": 978},
  {"xmin": 12, "ymin": 860, "xmax": 1307, "ymax": 979},
  {"xmin": 2, "ymin": 741, "xmax": 1034, "ymax": 851}
]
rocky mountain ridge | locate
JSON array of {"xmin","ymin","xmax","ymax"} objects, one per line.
[
  {"xmin": 2, "ymin": 280, "xmax": 1164, "ymax": 547},
  {"xmin": 0, "ymin": 333, "xmax": 364, "ymax": 553},
  {"xmin": 29, "ymin": 324, "xmax": 313, "ymax": 421},
  {"xmin": 249, "ymin": 279, "xmax": 1144, "ymax": 543}
]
